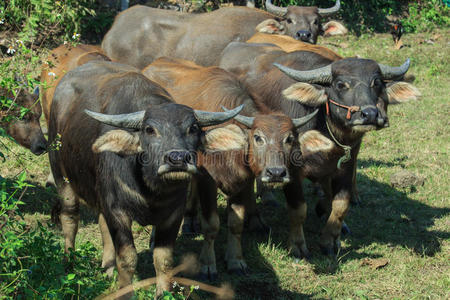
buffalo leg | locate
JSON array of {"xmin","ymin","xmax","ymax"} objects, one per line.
[
  {"xmin": 99, "ymin": 213, "xmax": 116, "ymax": 277},
  {"xmin": 320, "ymin": 165, "xmax": 353, "ymax": 255},
  {"xmin": 198, "ymin": 174, "xmax": 219, "ymax": 281},
  {"xmin": 59, "ymin": 183, "xmax": 80, "ymax": 253},
  {"xmin": 225, "ymin": 182, "xmax": 252, "ymax": 274},
  {"xmin": 284, "ymin": 178, "xmax": 310, "ymax": 259},
  {"xmin": 104, "ymin": 211, "xmax": 136, "ymax": 299},
  {"xmin": 182, "ymin": 179, "xmax": 200, "ymax": 234}
]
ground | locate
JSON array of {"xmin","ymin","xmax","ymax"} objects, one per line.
[{"xmin": 0, "ymin": 29, "xmax": 449, "ymax": 299}]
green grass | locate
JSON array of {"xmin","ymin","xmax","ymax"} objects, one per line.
[{"xmin": 1, "ymin": 29, "xmax": 449, "ymax": 299}]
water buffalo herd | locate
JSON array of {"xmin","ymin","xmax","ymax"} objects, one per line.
[{"xmin": 3, "ymin": 0, "xmax": 422, "ymax": 298}]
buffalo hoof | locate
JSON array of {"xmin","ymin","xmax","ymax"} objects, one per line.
[
  {"xmin": 290, "ymin": 244, "xmax": 311, "ymax": 260},
  {"xmin": 341, "ymin": 222, "xmax": 351, "ymax": 236},
  {"xmin": 227, "ymin": 259, "xmax": 248, "ymax": 276},
  {"xmin": 199, "ymin": 265, "xmax": 218, "ymax": 282}
]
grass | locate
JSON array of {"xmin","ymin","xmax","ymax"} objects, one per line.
[{"xmin": 1, "ymin": 29, "xmax": 449, "ymax": 299}]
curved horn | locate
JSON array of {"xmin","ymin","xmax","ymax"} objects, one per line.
[
  {"xmin": 274, "ymin": 62, "xmax": 332, "ymax": 84},
  {"xmin": 378, "ymin": 58, "xmax": 410, "ymax": 80},
  {"xmin": 265, "ymin": 0, "xmax": 287, "ymax": 17},
  {"xmin": 318, "ymin": 0, "xmax": 340, "ymax": 16},
  {"xmin": 84, "ymin": 109, "xmax": 145, "ymax": 129},
  {"xmin": 194, "ymin": 104, "xmax": 244, "ymax": 127},
  {"xmin": 292, "ymin": 108, "xmax": 319, "ymax": 128},
  {"xmin": 221, "ymin": 106, "xmax": 254, "ymax": 128}
]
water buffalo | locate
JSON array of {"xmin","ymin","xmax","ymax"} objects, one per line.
[
  {"xmin": 142, "ymin": 57, "xmax": 332, "ymax": 277},
  {"xmin": 0, "ymin": 87, "xmax": 47, "ymax": 155},
  {"xmin": 48, "ymin": 60, "xmax": 243, "ymax": 297},
  {"xmin": 102, "ymin": 0, "xmax": 344, "ymax": 68},
  {"xmin": 219, "ymin": 43, "xmax": 421, "ymax": 254}
]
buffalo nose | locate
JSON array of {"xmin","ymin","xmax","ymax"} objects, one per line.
[
  {"xmin": 296, "ymin": 30, "xmax": 312, "ymax": 42},
  {"xmin": 31, "ymin": 139, "xmax": 47, "ymax": 155},
  {"xmin": 266, "ymin": 167, "xmax": 287, "ymax": 178},
  {"xmin": 361, "ymin": 107, "xmax": 378, "ymax": 123},
  {"xmin": 164, "ymin": 150, "xmax": 194, "ymax": 166}
]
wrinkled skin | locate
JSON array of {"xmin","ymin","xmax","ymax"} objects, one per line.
[
  {"xmin": 1, "ymin": 87, "xmax": 47, "ymax": 155},
  {"xmin": 102, "ymin": 2, "xmax": 341, "ymax": 67},
  {"xmin": 48, "ymin": 61, "xmax": 240, "ymax": 298},
  {"xmin": 220, "ymin": 45, "xmax": 415, "ymax": 255}
]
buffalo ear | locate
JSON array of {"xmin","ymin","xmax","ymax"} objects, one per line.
[
  {"xmin": 299, "ymin": 130, "xmax": 334, "ymax": 154},
  {"xmin": 203, "ymin": 124, "xmax": 248, "ymax": 152},
  {"xmin": 283, "ymin": 82, "xmax": 327, "ymax": 107},
  {"xmin": 322, "ymin": 21, "xmax": 348, "ymax": 37},
  {"xmin": 386, "ymin": 81, "xmax": 421, "ymax": 104},
  {"xmin": 255, "ymin": 19, "xmax": 286, "ymax": 34},
  {"xmin": 92, "ymin": 129, "xmax": 142, "ymax": 155}
]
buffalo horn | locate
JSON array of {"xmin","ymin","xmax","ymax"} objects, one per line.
[
  {"xmin": 221, "ymin": 105, "xmax": 254, "ymax": 128},
  {"xmin": 292, "ymin": 109, "xmax": 319, "ymax": 128},
  {"xmin": 378, "ymin": 58, "xmax": 410, "ymax": 80},
  {"xmin": 318, "ymin": 0, "xmax": 341, "ymax": 16},
  {"xmin": 274, "ymin": 62, "xmax": 332, "ymax": 84},
  {"xmin": 194, "ymin": 104, "xmax": 244, "ymax": 127},
  {"xmin": 265, "ymin": 0, "xmax": 287, "ymax": 16},
  {"xmin": 84, "ymin": 109, "xmax": 145, "ymax": 129}
]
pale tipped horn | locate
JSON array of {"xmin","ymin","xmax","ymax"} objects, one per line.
[
  {"xmin": 84, "ymin": 109, "xmax": 145, "ymax": 129},
  {"xmin": 194, "ymin": 104, "xmax": 244, "ymax": 127},
  {"xmin": 378, "ymin": 58, "xmax": 410, "ymax": 80},
  {"xmin": 318, "ymin": 0, "xmax": 340, "ymax": 16},
  {"xmin": 265, "ymin": 0, "xmax": 287, "ymax": 16},
  {"xmin": 221, "ymin": 105, "xmax": 254, "ymax": 128},
  {"xmin": 274, "ymin": 62, "xmax": 332, "ymax": 84},
  {"xmin": 292, "ymin": 109, "xmax": 319, "ymax": 128}
]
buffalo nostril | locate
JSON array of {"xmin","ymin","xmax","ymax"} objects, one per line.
[
  {"xmin": 267, "ymin": 167, "xmax": 287, "ymax": 178},
  {"xmin": 165, "ymin": 150, "xmax": 193, "ymax": 166},
  {"xmin": 297, "ymin": 30, "xmax": 312, "ymax": 42},
  {"xmin": 361, "ymin": 108, "xmax": 378, "ymax": 122}
]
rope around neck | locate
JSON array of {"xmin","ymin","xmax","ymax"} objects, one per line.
[{"xmin": 325, "ymin": 117, "xmax": 352, "ymax": 170}]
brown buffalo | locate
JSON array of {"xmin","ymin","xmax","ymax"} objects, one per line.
[
  {"xmin": 0, "ymin": 86, "xmax": 47, "ymax": 155},
  {"xmin": 40, "ymin": 44, "xmax": 110, "ymax": 122},
  {"xmin": 142, "ymin": 57, "xmax": 331, "ymax": 278},
  {"xmin": 102, "ymin": 0, "xmax": 344, "ymax": 68},
  {"xmin": 219, "ymin": 43, "xmax": 421, "ymax": 255},
  {"xmin": 48, "ymin": 60, "xmax": 243, "ymax": 297}
]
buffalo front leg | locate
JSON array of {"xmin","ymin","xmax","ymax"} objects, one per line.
[
  {"xmin": 182, "ymin": 179, "xmax": 200, "ymax": 234},
  {"xmin": 58, "ymin": 183, "xmax": 80, "ymax": 253},
  {"xmin": 198, "ymin": 175, "xmax": 219, "ymax": 281},
  {"xmin": 225, "ymin": 184, "xmax": 250, "ymax": 274},
  {"xmin": 99, "ymin": 213, "xmax": 116, "ymax": 277},
  {"xmin": 284, "ymin": 178, "xmax": 310, "ymax": 259},
  {"xmin": 105, "ymin": 211, "xmax": 137, "ymax": 299}
]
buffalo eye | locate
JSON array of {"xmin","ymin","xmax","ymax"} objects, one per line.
[
  {"xmin": 145, "ymin": 125, "xmax": 155, "ymax": 135},
  {"xmin": 372, "ymin": 78, "xmax": 382, "ymax": 88},
  {"xmin": 285, "ymin": 135, "xmax": 294, "ymax": 144},
  {"xmin": 313, "ymin": 19, "xmax": 319, "ymax": 26},
  {"xmin": 188, "ymin": 123, "xmax": 200, "ymax": 134},
  {"xmin": 336, "ymin": 81, "xmax": 348, "ymax": 91},
  {"xmin": 286, "ymin": 18, "xmax": 293, "ymax": 24},
  {"xmin": 254, "ymin": 134, "xmax": 265, "ymax": 146}
]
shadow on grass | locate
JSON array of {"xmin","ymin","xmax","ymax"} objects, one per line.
[
  {"xmin": 135, "ymin": 203, "xmax": 315, "ymax": 300},
  {"xmin": 3, "ymin": 178, "xmax": 99, "ymax": 225}
]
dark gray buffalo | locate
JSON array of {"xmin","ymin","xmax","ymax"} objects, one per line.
[
  {"xmin": 102, "ymin": 0, "xmax": 343, "ymax": 68},
  {"xmin": 219, "ymin": 43, "xmax": 421, "ymax": 255},
  {"xmin": 1, "ymin": 87, "xmax": 47, "ymax": 155},
  {"xmin": 48, "ymin": 61, "xmax": 243, "ymax": 297}
]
